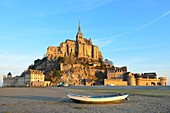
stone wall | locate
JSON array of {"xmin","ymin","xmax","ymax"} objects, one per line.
[
  {"xmin": 104, "ymin": 79, "xmax": 127, "ymax": 86},
  {"xmin": 84, "ymin": 44, "xmax": 92, "ymax": 58},
  {"xmin": 107, "ymin": 67, "xmax": 127, "ymax": 79},
  {"xmin": 60, "ymin": 42, "xmax": 67, "ymax": 57},
  {"xmin": 46, "ymin": 46, "xmax": 61, "ymax": 60},
  {"xmin": 17, "ymin": 77, "xmax": 25, "ymax": 86},
  {"xmin": 136, "ymin": 78, "xmax": 160, "ymax": 86},
  {"xmin": 3, "ymin": 77, "xmax": 18, "ymax": 87},
  {"xmin": 3, "ymin": 75, "xmax": 25, "ymax": 87},
  {"xmin": 92, "ymin": 45, "xmax": 99, "ymax": 59},
  {"xmin": 77, "ymin": 43, "xmax": 84, "ymax": 57},
  {"xmin": 105, "ymin": 72, "xmax": 167, "ymax": 86},
  {"xmin": 159, "ymin": 77, "xmax": 167, "ymax": 86}
]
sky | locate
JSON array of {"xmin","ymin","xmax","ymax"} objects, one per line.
[{"xmin": 0, "ymin": 0, "xmax": 170, "ymax": 86}]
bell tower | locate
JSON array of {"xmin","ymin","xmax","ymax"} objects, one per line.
[{"xmin": 76, "ymin": 19, "xmax": 84, "ymax": 43}]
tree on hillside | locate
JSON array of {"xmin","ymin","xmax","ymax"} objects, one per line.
[
  {"xmin": 53, "ymin": 69, "xmax": 61, "ymax": 78},
  {"xmin": 104, "ymin": 59, "xmax": 113, "ymax": 65},
  {"xmin": 28, "ymin": 64, "xmax": 36, "ymax": 69},
  {"xmin": 58, "ymin": 57, "xmax": 65, "ymax": 63}
]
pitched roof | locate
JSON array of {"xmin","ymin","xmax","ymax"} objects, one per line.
[{"xmin": 7, "ymin": 72, "xmax": 12, "ymax": 75}]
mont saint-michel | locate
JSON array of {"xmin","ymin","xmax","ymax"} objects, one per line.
[{"xmin": 3, "ymin": 21, "xmax": 167, "ymax": 87}]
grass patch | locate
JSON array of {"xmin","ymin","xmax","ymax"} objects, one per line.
[
  {"xmin": 99, "ymin": 89, "xmax": 170, "ymax": 97},
  {"xmin": 67, "ymin": 87, "xmax": 170, "ymax": 97}
]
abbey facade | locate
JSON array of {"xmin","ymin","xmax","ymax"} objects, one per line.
[{"xmin": 46, "ymin": 21, "xmax": 102, "ymax": 60}]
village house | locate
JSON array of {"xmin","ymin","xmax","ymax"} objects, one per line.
[{"xmin": 3, "ymin": 70, "xmax": 51, "ymax": 87}]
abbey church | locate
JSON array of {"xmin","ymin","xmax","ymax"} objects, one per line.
[{"xmin": 46, "ymin": 21, "xmax": 102, "ymax": 60}]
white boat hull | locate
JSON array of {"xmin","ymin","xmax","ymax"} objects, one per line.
[{"xmin": 66, "ymin": 93, "xmax": 129, "ymax": 104}]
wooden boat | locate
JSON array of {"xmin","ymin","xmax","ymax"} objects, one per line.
[{"xmin": 66, "ymin": 93, "xmax": 129, "ymax": 104}]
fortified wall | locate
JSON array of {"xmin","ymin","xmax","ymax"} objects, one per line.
[
  {"xmin": 104, "ymin": 72, "xmax": 167, "ymax": 86},
  {"xmin": 3, "ymin": 72, "xmax": 25, "ymax": 87}
]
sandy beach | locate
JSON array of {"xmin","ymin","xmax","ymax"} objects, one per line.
[{"xmin": 0, "ymin": 86, "xmax": 170, "ymax": 113}]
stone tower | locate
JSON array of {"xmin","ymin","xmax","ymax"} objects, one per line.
[
  {"xmin": 76, "ymin": 19, "xmax": 84, "ymax": 44},
  {"xmin": 7, "ymin": 72, "xmax": 12, "ymax": 78},
  {"xmin": 159, "ymin": 77, "xmax": 167, "ymax": 86},
  {"xmin": 127, "ymin": 73, "xmax": 136, "ymax": 86}
]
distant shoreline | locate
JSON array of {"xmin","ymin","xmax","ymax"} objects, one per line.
[{"xmin": 0, "ymin": 85, "xmax": 170, "ymax": 89}]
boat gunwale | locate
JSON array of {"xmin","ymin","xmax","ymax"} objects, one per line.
[
  {"xmin": 67, "ymin": 93, "xmax": 129, "ymax": 99},
  {"xmin": 66, "ymin": 92, "xmax": 129, "ymax": 104}
]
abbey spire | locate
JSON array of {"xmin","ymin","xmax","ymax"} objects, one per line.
[
  {"xmin": 77, "ymin": 19, "xmax": 83, "ymax": 35},
  {"xmin": 76, "ymin": 19, "xmax": 83, "ymax": 43},
  {"xmin": 78, "ymin": 19, "xmax": 81, "ymax": 33}
]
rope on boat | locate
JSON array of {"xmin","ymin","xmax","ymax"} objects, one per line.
[{"xmin": 57, "ymin": 95, "xmax": 66, "ymax": 102}]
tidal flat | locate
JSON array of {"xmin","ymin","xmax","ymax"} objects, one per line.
[{"xmin": 0, "ymin": 86, "xmax": 170, "ymax": 113}]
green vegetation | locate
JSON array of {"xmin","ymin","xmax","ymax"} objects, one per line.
[
  {"xmin": 104, "ymin": 59, "xmax": 113, "ymax": 65},
  {"xmin": 100, "ymin": 89, "xmax": 170, "ymax": 97},
  {"xmin": 57, "ymin": 56, "xmax": 65, "ymax": 63},
  {"xmin": 67, "ymin": 87, "xmax": 170, "ymax": 97}
]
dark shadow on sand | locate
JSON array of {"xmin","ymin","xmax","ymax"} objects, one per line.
[{"xmin": 0, "ymin": 95, "xmax": 72, "ymax": 103}]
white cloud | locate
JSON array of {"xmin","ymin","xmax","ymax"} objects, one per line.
[
  {"xmin": 92, "ymin": 30, "xmax": 133, "ymax": 48},
  {"xmin": 93, "ymin": 38, "xmax": 113, "ymax": 48},
  {"xmin": 136, "ymin": 10, "xmax": 170, "ymax": 31},
  {"xmin": 93, "ymin": 10, "xmax": 170, "ymax": 48},
  {"xmin": 104, "ymin": 45, "xmax": 155, "ymax": 53}
]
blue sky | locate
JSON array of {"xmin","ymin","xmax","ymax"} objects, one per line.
[{"xmin": 0, "ymin": 0, "xmax": 170, "ymax": 86}]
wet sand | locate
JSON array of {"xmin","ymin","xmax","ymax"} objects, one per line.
[{"xmin": 0, "ymin": 86, "xmax": 170, "ymax": 113}]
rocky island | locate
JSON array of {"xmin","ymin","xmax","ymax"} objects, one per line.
[{"xmin": 3, "ymin": 21, "xmax": 167, "ymax": 87}]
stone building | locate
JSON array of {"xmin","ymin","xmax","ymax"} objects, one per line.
[
  {"xmin": 104, "ymin": 71, "xmax": 167, "ymax": 86},
  {"xmin": 134, "ymin": 73, "xmax": 167, "ymax": 86},
  {"xmin": 3, "ymin": 70, "xmax": 51, "ymax": 87},
  {"xmin": 106, "ymin": 66, "xmax": 127, "ymax": 79},
  {"xmin": 104, "ymin": 67, "xmax": 128, "ymax": 86},
  {"xmin": 25, "ymin": 69, "xmax": 51, "ymax": 87},
  {"xmin": 46, "ymin": 20, "xmax": 102, "ymax": 60}
]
